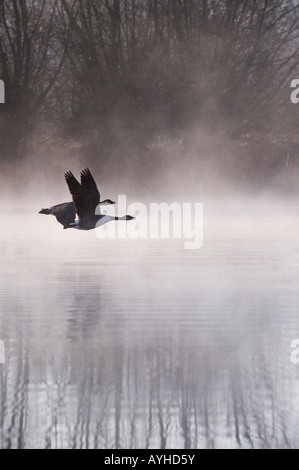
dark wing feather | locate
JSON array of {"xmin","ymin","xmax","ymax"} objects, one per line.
[
  {"xmin": 65, "ymin": 169, "xmax": 100, "ymax": 220},
  {"xmin": 80, "ymin": 168, "xmax": 100, "ymax": 206},
  {"xmin": 64, "ymin": 171, "xmax": 85, "ymax": 220},
  {"xmin": 51, "ymin": 202, "xmax": 76, "ymax": 227}
]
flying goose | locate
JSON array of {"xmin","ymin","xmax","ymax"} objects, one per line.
[
  {"xmin": 39, "ymin": 198, "xmax": 115, "ymax": 229},
  {"xmin": 39, "ymin": 168, "xmax": 134, "ymax": 230},
  {"xmin": 39, "ymin": 202, "xmax": 77, "ymax": 229},
  {"xmin": 65, "ymin": 168, "xmax": 134, "ymax": 230}
]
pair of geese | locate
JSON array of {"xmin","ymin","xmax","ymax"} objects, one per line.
[{"xmin": 39, "ymin": 168, "xmax": 134, "ymax": 230}]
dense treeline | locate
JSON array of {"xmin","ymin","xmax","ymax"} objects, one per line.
[{"xmin": 0, "ymin": 0, "xmax": 298, "ymax": 185}]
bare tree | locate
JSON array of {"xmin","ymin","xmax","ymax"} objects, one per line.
[
  {"xmin": 53, "ymin": 0, "xmax": 299, "ymax": 172},
  {"xmin": 0, "ymin": 0, "xmax": 66, "ymax": 161},
  {"xmin": 0, "ymin": 0, "xmax": 298, "ymax": 181}
]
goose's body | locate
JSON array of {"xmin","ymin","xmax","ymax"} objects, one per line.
[
  {"xmin": 69, "ymin": 213, "xmax": 135, "ymax": 230},
  {"xmin": 39, "ymin": 202, "xmax": 76, "ymax": 229},
  {"xmin": 39, "ymin": 199, "xmax": 115, "ymax": 229},
  {"xmin": 39, "ymin": 168, "xmax": 134, "ymax": 230},
  {"xmin": 64, "ymin": 169, "xmax": 134, "ymax": 230}
]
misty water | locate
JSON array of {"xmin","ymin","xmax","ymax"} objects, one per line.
[{"xmin": 1, "ymin": 203, "xmax": 299, "ymax": 449}]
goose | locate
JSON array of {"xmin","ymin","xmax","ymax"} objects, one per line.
[
  {"xmin": 39, "ymin": 198, "xmax": 115, "ymax": 229},
  {"xmin": 40, "ymin": 168, "xmax": 134, "ymax": 230},
  {"xmin": 64, "ymin": 168, "xmax": 134, "ymax": 230},
  {"xmin": 39, "ymin": 202, "xmax": 77, "ymax": 229}
]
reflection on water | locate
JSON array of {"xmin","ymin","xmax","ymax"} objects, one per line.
[{"xmin": 1, "ymin": 210, "xmax": 299, "ymax": 448}]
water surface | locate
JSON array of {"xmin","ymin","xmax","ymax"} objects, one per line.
[{"xmin": 1, "ymin": 208, "xmax": 299, "ymax": 448}]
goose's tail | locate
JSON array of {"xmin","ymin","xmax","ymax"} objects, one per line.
[{"xmin": 39, "ymin": 208, "xmax": 51, "ymax": 215}]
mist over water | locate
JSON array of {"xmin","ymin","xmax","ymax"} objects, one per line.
[
  {"xmin": 1, "ymin": 198, "xmax": 299, "ymax": 449},
  {"xmin": 0, "ymin": 0, "xmax": 299, "ymax": 450}
]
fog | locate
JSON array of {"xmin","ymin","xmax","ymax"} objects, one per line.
[
  {"xmin": 1, "ymin": 205, "xmax": 299, "ymax": 449},
  {"xmin": 1, "ymin": 0, "xmax": 299, "ymax": 200},
  {"xmin": 1, "ymin": 0, "xmax": 299, "ymax": 450}
]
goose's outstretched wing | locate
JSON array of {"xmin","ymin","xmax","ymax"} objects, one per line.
[
  {"xmin": 64, "ymin": 169, "xmax": 100, "ymax": 220},
  {"xmin": 80, "ymin": 168, "xmax": 100, "ymax": 204}
]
